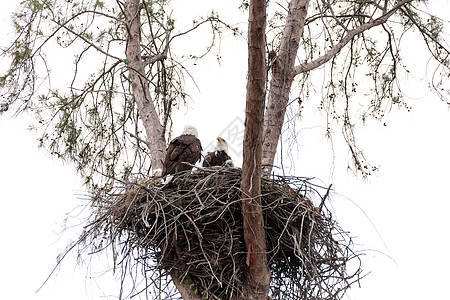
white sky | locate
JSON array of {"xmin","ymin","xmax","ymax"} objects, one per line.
[{"xmin": 1, "ymin": 1, "xmax": 450, "ymax": 299}]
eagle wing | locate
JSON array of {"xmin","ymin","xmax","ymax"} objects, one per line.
[
  {"xmin": 202, "ymin": 152, "xmax": 213, "ymax": 167},
  {"xmin": 163, "ymin": 135, "xmax": 202, "ymax": 175},
  {"xmin": 202, "ymin": 150, "xmax": 231, "ymax": 167}
]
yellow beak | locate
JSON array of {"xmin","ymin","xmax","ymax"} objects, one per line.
[{"xmin": 217, "ymin": 137, "xmax": 223, "ymax": 142}]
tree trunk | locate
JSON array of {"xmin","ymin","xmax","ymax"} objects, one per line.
[
  {"xmin": 169, "ymin": 270, "xmax": 202, "ymax": 300},
  {"xmin": 124, "ymin": 3, "xmax": 200, "ymax": 299},
  {"xmin": 241, "ymin": 0, "xmax": 271, "ymax": 299},
  {"xmin": 261, "ymin": 0, "xmax": 310, "ymax": 174},
  {"xmin": 124, "ymin": 0, "xmax": 166, "ymax": 174}
]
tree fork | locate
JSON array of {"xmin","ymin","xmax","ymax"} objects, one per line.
[{"xmin": 241, "ymin": 0, "xmax": 271, "ymax": 299}]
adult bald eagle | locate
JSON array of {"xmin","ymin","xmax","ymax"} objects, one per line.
[
  {"xmin": 203, "ymin": 137, "xmax": 232, "ymax": 167},
  {"xmin": 162, "ymin": 126, "xmax": 202, "ymax": 176}
]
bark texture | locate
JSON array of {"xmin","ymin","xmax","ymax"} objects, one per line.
[
  {"xmin": 241, "ymin": 0, "xmax": 271, "ymax": 299},
  {"xmin": 261, "ymin": 0, "xmax": 310, "ymax": 174},
  {"xmin": 125, "ymin": 0, "xmax": 166, "ymax": 173},
  {"xmin": 169, "ymin": 270, "xmax": 202, "ymax": 300}
]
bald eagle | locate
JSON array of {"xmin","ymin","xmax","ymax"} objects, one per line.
[
  {"xmin": 203, "ymin": 137, "xmax": 232, "ymax": 167},
  {"xmin": 162, "ymin": 126, "xmax": 202, "ymax": 176}
]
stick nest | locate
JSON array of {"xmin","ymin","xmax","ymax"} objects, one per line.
[{"xmin": 83, "ymin": 167, "xmax": 362, "ymax": 299}]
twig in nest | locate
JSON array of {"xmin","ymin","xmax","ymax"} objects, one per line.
[{"xmin": 319, "ymin": 184, "xmax": 333, "ymax": 212}]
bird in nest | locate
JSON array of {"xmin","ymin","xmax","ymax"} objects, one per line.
[
  {"xmin": 162, "ymin": 125, "xmax": 202, "ymax": 176},
  {"xmin": 202, "ymin": 137, "xmax": 233, "ymax": 168}
]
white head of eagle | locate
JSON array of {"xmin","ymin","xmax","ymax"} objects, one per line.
[
  {"xmin": 215, "ymin": 137, "xmax": 228, "ymax": 153},
  {"xmin": 202, "ymin": 137, "xmax": 232, "ymax": 167},
  {"xmin": 182, "ymin": 125, "xmax": 199, "ymax": 137}
]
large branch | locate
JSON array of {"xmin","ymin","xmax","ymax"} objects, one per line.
[
  {"xmin": 262, "ymin": 0, "xmax": 310, "ymax": 174},
  {"xmin": 241, "ymin": 0, "xmax": 271, "ymax": 299},
  {"xmin": 125, "ymin": 4, "xmax": 201, "ymax": 299},
  {"xmin": 292, "ymin": 0, "xmax": 414, "ymax": 76},
  {"xmin": 124, "ymin": 0, "xmax": 166, "ymax": 174},
  {"xmin": 262, "ymin": 0, "xmax": 413, "ymax": 174}
]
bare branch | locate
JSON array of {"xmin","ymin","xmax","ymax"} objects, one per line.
[
  {"xmin": 400, "ymin": 6, "xmax": 450, "ymax": 57},
  {"xmin": 49, "ymin": 19, "xmax": 123, "ymax": 62},
  {"xmin": 32, "ymin": 9, "xmax": 121, "ymax": 60},
  {"xmin": 292, "ymin": 0, "xmax": 414, "ymax": 77}
]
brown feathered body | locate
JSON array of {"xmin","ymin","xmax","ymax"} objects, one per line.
[
  {"xmin": 162, "ymin": 134, "xmax": 202, "ymax": 176},
  {"xmin": 202, "ymin": 150, "xmax": 231, "ymax": 167}
]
